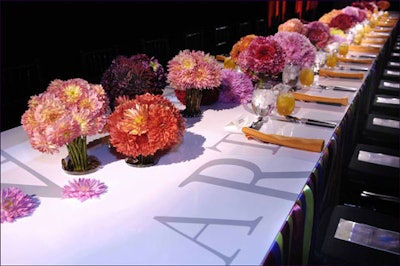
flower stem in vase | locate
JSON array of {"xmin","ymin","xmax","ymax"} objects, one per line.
[
  {"xmin": 125, "ymin": 154, "xmax": 159, "ymax": 167},
  {"xmin": 63, "ymin": 136, "xmax": 101, "ymax": 174},
  {"xmin": 181, "ymin": 88, "xmax": 203, "ymax": 118}
]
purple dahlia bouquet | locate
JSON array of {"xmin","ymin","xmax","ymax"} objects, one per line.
[
  {"xmin": 274, "ymin": 31, "xmax": 317, "ymax": 68},
  {"xmin": 101, "ymin": 53, "xmax": 167, "ymax": 109},
  {"xmin": 218, "ymin": 69, "xmax": 253, "ymax": 104}
]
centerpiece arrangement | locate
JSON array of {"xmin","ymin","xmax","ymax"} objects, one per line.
[
  {"xmin": 106, "ymin": 93, "xmax": 185, "ymax": 166},
  {"xmin": 229, "ymin": 34, "xmax": 258, "ymax": 66},
  {"xmin": 218, "ymin": 68, "xmax": 254, "ymax": 104},
  {"xmin": 21, "ymin": 78, "xmax": 109, "ymax": 173},
  {"xmin": 100, "ymin": 54, "xmax": 167, "ymax": 110},
  {"xmin": 167, "ymin": 49, "xmax": 222, "ymax": 117}
]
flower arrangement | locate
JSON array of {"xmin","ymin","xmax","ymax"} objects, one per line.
[
  {"xmin": 1, "ymin": 187, "xmax": 40, "ymax": 223},
  {"xmin": 278, "ymin": 18, "xmax": 308, "ymax": 35},
  {"xmin": 377, "ymin": 0, "xmax": 390, "ymax": 11},
  {"xmin": 342, "ymin": 6, "xmax": 368, "ymax": 23},
  {"xmin": 305, "ymin": 21, "xmax": 332, "ymax": 49},
  {"xmin": 101, "ymin": 54, "xmax": 167, "ymax": 110},
  {"xmin": 218, "ymin": 69, "xmax": 254, "ymax": 104},
  {"xmin": 21, "ymin": 78, "xmax": 109, "ymax": 172},
  {"xmin": 274, "ymin": 31, "xmax": 317, "ymax": 68},
  {"xmin": 319, "ymin": 9, "xmax": 343, "ymax": 25},
  {"xmin": 62, "ymin": 178, "xmax": 107, "ymax": 202},
  {"xmin": 328, "ymin": 13, "xmax": 356, "ymax": 31},
  {"xmin": 167, "ymin": 49, "xmax": 222, "ymax": 91},
  {"xmin": 229, "ymin": 34, "xmax": 258, "ymax": 64},
  {"xmin": 237, "ymin": 35, "xmax": 286, "ymax": 80},
  {"xmin": 107, "ymin": 93, "xmax": 185, "ymax": 162},
  {"xmin": 330, "ymin": 28, "xmax": 348, "ymax": 44}
]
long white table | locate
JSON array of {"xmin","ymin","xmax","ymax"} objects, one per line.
[{"xmin": 1, "ymin": 17, "xmax": 397, "ymax": 264}]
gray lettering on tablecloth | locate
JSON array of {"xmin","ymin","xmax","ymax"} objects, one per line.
[
  {"xmin": 154, "ymin": 215, "xmax": 262, "ymax": 265},
  {"xmin": 179, "ymin": 158, "xmax": 301, "ymax": 201},
  {"xmin": 1, "ymin": 150, "xmax": 63, "ymax": 198}
]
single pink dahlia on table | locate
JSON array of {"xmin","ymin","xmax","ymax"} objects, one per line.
[
  {"xmin": 62, "ymin": 178, "xmax": 107, "ymax": 202},
  {"xmin": 1, "ymin": 187, "xmax": 40, "ymax": 223}
]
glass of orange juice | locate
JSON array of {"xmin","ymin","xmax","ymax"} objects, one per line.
[
  {"xmin": 325, "ymin": 51, "xmax": 338, "ymax": 68},
  {"xmin": 338, "ymin": 42, "xmax": 349, "ymax": 57},
  {"xmin": 299, "ymin": 67, "xmax": 314, "ymax": 88},
  {"xmin": 276, "ymin": 84, "xmax": 295, "ymax": 116}
]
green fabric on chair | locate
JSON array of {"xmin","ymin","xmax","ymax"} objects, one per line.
[{"xmin": 302, "ymin": 184, "xmax": 315, "ymax": 265}]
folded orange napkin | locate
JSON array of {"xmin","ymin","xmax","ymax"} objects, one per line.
[
  {"xmin": 216, "ymin": 55, "xmax": 226, "ymax": 62},
  {"xmin": 349, "ymin": 45, "xmax": 380, "ymax": 54},
  {"xmin": 293, "ymin": 91, "xmax": 348, "ymax": 106},
  {"xmin": 242, "ymin": 127, "xmax": 325, "ymax": 152},
  {"xmin": 337, "ymin": 57, "xmax": 372, "ymax": 64},
  {"xmin": 370, "ymin": 27, "xmax": 391, "ymax": 33},
  {"xmin": 377, "ymin": 21, "xmax": 396, "ymax": 27},
  {"xmin": 361, "ymin": 38, "xmax": 386, "ymax": 45},
  {"xmin": 364, "ymin": 33, "xmax": 388, "ymax": 39},
  {"xmin": 319, "ymin": 68, "xmax": 364, "ymax": 79}
]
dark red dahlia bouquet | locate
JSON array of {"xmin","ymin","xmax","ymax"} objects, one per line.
[
  {"xmin": 305, "ymin": 21, "xmax": 332, "ymax": 49},
  {"xmin": 101, "ymin": 54, "xmax": 167, "ymax": 110},
  {"xmin": 328, "ymin": 13, "xmax": 356, "ymax": 31}
]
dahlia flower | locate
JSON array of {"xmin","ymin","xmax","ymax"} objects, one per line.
[
  {"xmin": 329, "ymin": 13, "xmax": 356, "ymax": 31},
  {"xmin": 278, "ymin": 18, "xmax": 308, "ymax": 35},
  {"xmin": 305, "ymin": 21, "xmax": 332, "ymax": 49},
  {"xmin": 274, "ymin": 31, "xmax": 316, "ymax": 68},
  {"xmin": 237, "ymin": 35, "xmax": 286, "ymax": 79},
  {"xmin": 62, "ymin": 178, "xmax": 107, "ymax": 202},
  {"xmin": 101, "ymin": 54, "xmax": 167, "ymax": 109},
  {"xmin": 319, "ymin": 9, "xmax": 343, "ymax": 25},
  {"xmin": 218, "ymin": 69, "xmax": 253, "ymax": 104},
  {"xmin": 230, "ymin": 34, "xmax": 258, "ymax": 64},
  {"xmin": 167, "ymin": 50, "xmax": 222, "ymax": 91},
  {"xmin": 1, "ymin": 187, "xmax": 40, "ymax": 223},
  {"xmin": 21, "ymin": 78, "xmax": 109, "ymax": 155},
  {"xmin": 107, "ymin": 93, "xmax": 185, "ymax": 158},
  {"xmin": 377, "ymin": 1, "xmax": 390, "ymax": 11}
]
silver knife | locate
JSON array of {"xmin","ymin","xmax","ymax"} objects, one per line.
[
  {"xmin": 338, "ymin": 66, "xmax": 369, "ymax": 71},
  {"xmin": 277, "ymin": 115, "xmax": 337, "ymax": 128}
]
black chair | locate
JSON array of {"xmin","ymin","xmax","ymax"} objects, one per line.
[
  {"xmin": 1, "ymin": 61, "xmax": 44, "ymax": 131},
  {"xmin": 211, "ymin": 24, "xmax": 232, "ymax": 56},
  {"xmin": 254, "ymin": 18, "xmax": 267, "ymax": 36},
  {"xmin": 371, "ymin": 94, "xmax": 400, "ymax": 116},
  {"xmin": 79, "ymin": 47, "xmax": 120, "ymax": 84},
  {"xmin": 359, "ymin": 113, "xmax": 400, "ymax": 148},
  {"xmin": 141, "ymin": 37, "xmax": 171, "ymax": 67},
  {"xmin": 236, "ymin": 21, "xmax": 253, "ymax": 40},
  {"xmin": 321, "ymin": 205, "xmax": 399, "ymax": 265},
  {"xmin": 183, "ymin": 31, "xmax": 205, "ymax": 51}
]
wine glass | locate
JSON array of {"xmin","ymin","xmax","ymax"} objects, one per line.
[
  {"xmin": 325, "ymin": 50, "xmax": 338, "ymax": 68},
  {"xmin": 251, "ymin": 85, "xmax": 276, "ymax": 124},
  {"xmin": 338, "ymin": 42, "xmax": 349, "ymax": 58},
  {"xmin": 282, "ymin": 63, "xmax": 301, "ymax": 90}
]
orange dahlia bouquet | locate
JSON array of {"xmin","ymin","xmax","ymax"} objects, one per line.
[
  {"xmin": 230, "ymin": 34, "xmax": 258, "ymax": 64},
  {"xmin": 106, "ymin": 93, "xmax": 185, "ymax": 164}
]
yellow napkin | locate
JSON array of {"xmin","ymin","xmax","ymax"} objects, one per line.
[
  {"xmin": 337, "ymin": 57, "xmax": 372, "ymax": 64},
  {"xmin": 361, "ymin": 38, "xmax": 386, "ymax": 45},
  {"xmin": 377, "ymin": 21, "xmax": 396, "ymax": 27},
  {"xmin": 242, "ymin": 127, "xmax": 325, "ymax": 152},
  {"xmin": 349, "ymin": 45, "xmax": 380, "ymax": 54},
  {"xmin": 364, "ymin": 33, "xmax": 388, "ymax": 39},
  {"xmin": 319, "ymin": 68, "xmax": 364, "ymax": 80},
  {"xmin": 293, "ymin": 91, "xmax": 348, "ymax": 106}
]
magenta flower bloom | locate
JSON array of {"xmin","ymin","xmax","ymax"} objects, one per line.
[
  {"xmin": 1, "ymin": 187, "xmax": 40, "ymax": 223},
  {"xmin": 274, "ymin": 31, "xmax": 317, "ymax": 68},
  {"xmin": 62, "ymin": 178, "xmax": 107, "ymax": 202},
  {"xmin": 305, "ymin": 21, "xmax": 332, "ymax": 50},
  {"xmin": 218, "ymin": 69, "xmax": 253, "ymax": 104}
]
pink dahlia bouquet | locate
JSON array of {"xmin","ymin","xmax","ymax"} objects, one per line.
[
  {"xmin": 329, "ymin": 13, "xmax": 356, "ymax": 31},
  {"xmin": 274, "ymin": 31, "xmax": 317, "ymax": 68},
  {"xmin": 167, "ymin": 50, "xmax": 222, "ymax": 91},
  {"xmin": 21, "ymin": 78, "xmax": 109, "ymax": 172},
  {"xmin": 278, "ymin": 18, "xmax": 308, "ymax": 35},
  {"xmin": 237, "ymin": 35, "xmax": 286, "ymax": 80},
  {"xmin": 101, "ymin": 54, "xmax": 167, "ymax": 110},
  {"xmin": 218, "ymin": 69, "xmax": 253, "ymax": 104},
  {"xmin": 107, "ymin": 93, "xmax": 185, "ymax": 160},
  {"xmin": 305, "ymin": 21, "xmax": 332, "ymax": 49},
  {"xmin": 342, "ymin": 6, "xmax": 368, "ymax": 23}
]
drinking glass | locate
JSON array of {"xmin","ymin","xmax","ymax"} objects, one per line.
[
  {"xmin": 282, "ymin": 63, "xmax": 300, "ymax": 89},
  {"xmin": 326, "ymin": 51, "xmax": 338, "ymax": 68},
  {"xmin": 275, "ymin": 84, "xmax": 295, "ymax": 116},
  {"xmin": 338, "ymin": 42, "xmax": 349, "ymax": 57},
  {"xmin": 299, "ymin": 67, "xmax": 314, "ymax": 88},
  {"xmin": 251, "ymin": 85, "xmax": 276, "ymax": 122}
]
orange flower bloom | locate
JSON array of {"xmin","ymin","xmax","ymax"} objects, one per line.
[{"xmin": 230, "ymin": 34, "xmax": 257, "ymax": 64}]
